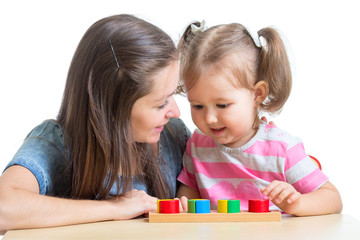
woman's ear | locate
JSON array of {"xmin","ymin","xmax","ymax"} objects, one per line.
[{"xmin": 254, "ymin": 81, "xmax": 268, "ymax": 106}]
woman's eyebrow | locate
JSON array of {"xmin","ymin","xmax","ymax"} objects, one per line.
[{"xmin": 156, "ymin": 88, "xmax": 177, "ymax": 101}]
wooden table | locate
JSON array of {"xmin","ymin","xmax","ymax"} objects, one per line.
[{"xmin": 3, "ymin": 214, "xmax": 360, "ymax": 240}]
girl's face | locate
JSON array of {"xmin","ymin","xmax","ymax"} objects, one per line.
[
  {"xmin": 131, "ymin": 61, "xmax": 180, "ymax": 143},
  {"xmin": 187, "ymin": 71, "xmax": 258, "ymax": 148}
]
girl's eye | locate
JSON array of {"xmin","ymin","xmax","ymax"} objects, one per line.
[
  {"xmin": 158, "ymin": 99, "xmax": 169, "ymax": 109},
  {"xmin": 216, "ymin": 104, "xmax": 230, "ymax": 109},
  {"xmin": 191, "ymin": 104, "xmax": 203, "ymax": 110}
]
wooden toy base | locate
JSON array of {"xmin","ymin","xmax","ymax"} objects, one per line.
[{"xmin": 149, "ymin": 210, "xmax": 281, "ymax": 223}]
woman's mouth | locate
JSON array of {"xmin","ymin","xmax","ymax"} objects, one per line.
[{"xmin": 155, "ymin": 126, "xmax": 164, "ymax": 133}]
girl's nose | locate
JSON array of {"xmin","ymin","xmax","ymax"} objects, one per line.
[
  {"xmin": 165, "ymin": 97, "xmax": 180, "ymax": 119},
  {"xmin": 205, "ymin": 109, "xmax": 217, "ymax": 124}
]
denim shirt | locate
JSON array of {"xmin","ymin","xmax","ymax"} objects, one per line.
[{"xmin": 4, "ymin": 118, "xmax": 190, "ymax": 198}]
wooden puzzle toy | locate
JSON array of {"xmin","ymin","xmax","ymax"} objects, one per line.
[{"xmin": 149, "ymin": 198, "xmax": 281, "ymax": 223}]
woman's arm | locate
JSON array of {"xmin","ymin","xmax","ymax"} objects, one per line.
[
  {"xmin": 261, "ymin": 180, "xmax": 342, "ymax": 216},
  {"xmin": 0, "ymin": 165, "xmax": 157, "ymax": 232}
]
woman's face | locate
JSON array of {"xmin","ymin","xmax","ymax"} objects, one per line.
[{"xmin": 131, "ymin": 61, "xmax": 180, "ymax": 143}]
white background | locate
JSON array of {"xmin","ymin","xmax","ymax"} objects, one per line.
[{"xmin": 0, "ymin": 0, "xmax": 359, "ymax": 227}]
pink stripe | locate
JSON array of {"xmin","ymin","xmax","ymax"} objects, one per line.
[
  {"xmin": 265, "ymin": 123, "xmax": 277, "ymax": 129},
  {"xmin": 292, "ymin": 169, "xmax": 328, "ymax": 193},
  {"xmin": 191, "ymin": 132, "xmax": 217, "ymax": 148},
  {"xmin": 243, "ymin": 140, "xmax": 288, "ymax": 157},
  {"xmin": 177, "ymin": 167, "xmax": 198, "ymax": 190},
  {"xmin": 193, "ymin": 160, "xmax": 286, "ymax": 182},
  {"xmin": 285, "ymin": 143, "xmax": 308, "ymax": 171}
]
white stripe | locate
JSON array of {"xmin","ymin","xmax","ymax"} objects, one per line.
[
  {"xmin": 190, "ymin": 143, "xmax": 224, "ymax": 163},
  {"xmin": 223, "ymin": 151, "xmax": 285, "ymax": 173},
  {"xmin": 286, "ymin": 156, "xmax": 317, "ymax": 184},
  {"xmin": 265, "ymin": 127, "xmax": 302, "ymax": 149},
  {"xmin": 191, "ymin": 145, "xmax": 285, "ymax": 173},
  {"xmin": 182, "ymin": 152, "xmax": 194, "ymax": 174},
  {"xmin": 196, "ymin": 173, "xmax": 270, "ymax": 189}
]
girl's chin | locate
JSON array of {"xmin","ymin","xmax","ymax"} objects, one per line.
[{"xmin": 213, "ymin": 137, "xmax": 236, "ymax": 147}]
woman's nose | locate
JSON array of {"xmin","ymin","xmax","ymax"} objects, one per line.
[{"xmin": 165, "ymin": 97, "xmax": 180, "ymax": 119}]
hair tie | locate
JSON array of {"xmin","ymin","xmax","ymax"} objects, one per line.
[
  {"xmin": 247, "ymin": 28, "xmax": 262, "ymax": 48},
  {"xmin": 191, "ymin": 20, "xmax": 206, "ymax": 34}
]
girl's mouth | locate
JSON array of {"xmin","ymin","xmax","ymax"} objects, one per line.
[{"xmin": 210, "ymin": 127, "xmax": 226, "ymax": 136}]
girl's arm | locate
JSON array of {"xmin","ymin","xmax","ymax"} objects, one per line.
[
  {"xmin": 176, "ymin": 183, "xmax": 201, "ymax": 211},
  {"xmin": 0, "ymin": 165, "xmax": 157, "ymax": 232},
  {"xmin": 261, "ymin": 180, "xmax": 342, "ymax": 216}
]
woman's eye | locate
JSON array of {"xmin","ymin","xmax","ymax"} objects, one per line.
[
  {"xmin": 158, "ymin": 99, "xmax": 169, "ymax": 109},
  {"xmin": 191, "ymin": 105, "xmax": 203, "ymax": 110},
  {"xmin": 216, "ymin": 104, "xmax": 230, "ymax": 109}
]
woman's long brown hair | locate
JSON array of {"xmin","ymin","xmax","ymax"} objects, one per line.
[{"xmin": 57, "ymin": 14, "xmax": 177, "ymax": 200}]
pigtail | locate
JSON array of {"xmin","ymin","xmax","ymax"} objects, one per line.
[
  {"xmin": 257, "ymin": 28, "xmax": 292, "ymax": 114},
  {"xmin": 178, "ymin": 21, "xmax": 201, "ymax": 54},
  {"xmin": 177, "ymin": 21, "xmax": 202, "ymax": 94}
]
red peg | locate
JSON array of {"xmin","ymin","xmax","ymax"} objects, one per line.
[
  {"xmin": 248, "ymin": 199, "xmax": 269, "ymax": 213},
  {"xmin": 158, "ymin": 199, "xmax": 180, "ymax": 214}
]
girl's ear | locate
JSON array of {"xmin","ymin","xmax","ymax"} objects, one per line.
[{"xmin": 254, "ymin": 81, "xmax": 268, "ymax": 106}]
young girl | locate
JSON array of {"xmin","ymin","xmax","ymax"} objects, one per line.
[{"xmin": 176, "ymin": 21, "xmax": 342, "ymax": 216}]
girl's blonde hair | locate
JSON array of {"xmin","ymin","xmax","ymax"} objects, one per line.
[{"xmin": 178, "ymin": 22, "xmax": 292, "ymax": 114}]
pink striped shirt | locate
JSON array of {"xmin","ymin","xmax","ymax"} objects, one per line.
[{"xmin": 177, "ymin": 122, "xmax": 328, "ymax": 210}]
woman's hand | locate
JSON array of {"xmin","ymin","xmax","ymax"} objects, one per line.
[{"xmin": 107, "ymin": 189, "xmax": 158, "ymax": 220}]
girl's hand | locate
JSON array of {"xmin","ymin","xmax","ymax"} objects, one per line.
[
  {"xmin": 176, "ymin": 183, "xmax": 200, "ymax": 212},
  {"xmin": 178, "ymin": 196, "xmax": 189, "ymax": 212},
  {"xmin": 261, "ymin": 116, "xmax": 276, "ymax": 127},
  {"xmin": 260, "ymin": 180, "xmax": 301, "ymax": 213},
  {"xmin": 107, "ymin": 189, "xmax": 158, "ymax": 220}
]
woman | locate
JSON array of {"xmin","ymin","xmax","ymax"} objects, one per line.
[{"xmin": 0, "ymin": 14, "xmax": 190, "ymax": 231}]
